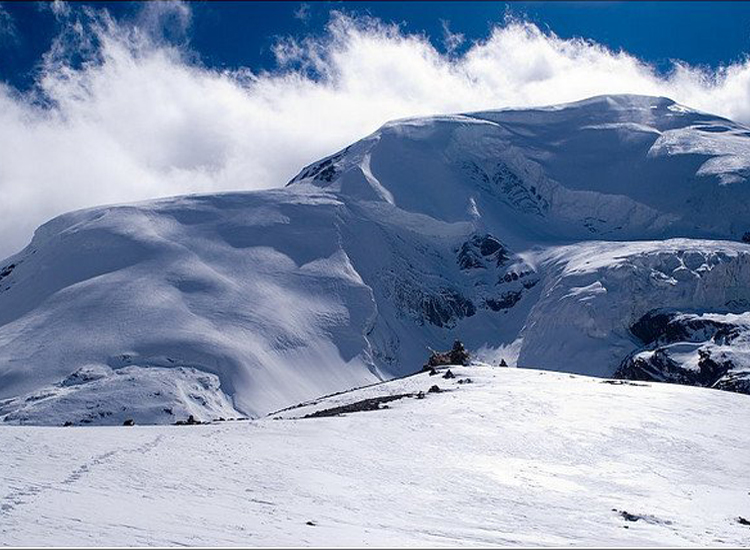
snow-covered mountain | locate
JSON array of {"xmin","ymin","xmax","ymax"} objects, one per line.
[{"xmin": 2, "ymin": 94, "xmax": 750, "ymax": 425}]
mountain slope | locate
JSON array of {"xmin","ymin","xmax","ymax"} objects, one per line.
[
  {"xmin": 2, "ymin": 94, "xmax": 750, "ymax": 424},
  {"xmin": 292, "ymin": 94, "xmax": 750, "ymax": 242},
  {"xmin": 2, "ymin": 366, "xmax": 749, "ymax": 546},
  {"xmin": 0, "ymin": 191, "xmax": 381, "ymax": 421}
]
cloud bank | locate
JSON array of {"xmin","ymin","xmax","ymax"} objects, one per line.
[{"xmin": 2, "ymin": 4, "xmax": 750, "ymax": 258}]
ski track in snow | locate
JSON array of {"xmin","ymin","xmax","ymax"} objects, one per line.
[{"xmin": 1, "ymin": 367, "xmax": 749, "ymax": 547}]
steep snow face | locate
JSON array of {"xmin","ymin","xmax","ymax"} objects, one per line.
[
  {"xmin": 2, "ymin": 94, "xmax": 750, "ymax": 424},
  {"xmin": 0, "ymin": 191, "xmax": 382, "ymax": 422},
  {"xmin": 291, "ymin": 94, "xmax": 750, "ymax": 242},
  {"xmin": 519, "ymin": 240, "xmax": 750, "ymax": 376},
  {"xmin": 2, "ymin": 367, "xmax": 750, "ymax": 546}
]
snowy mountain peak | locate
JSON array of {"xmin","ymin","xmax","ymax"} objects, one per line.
[
  {"xmin": 290, "ymin": 94, "xmax": 750, "ymax": 243},
  {"xmin": 2, "ymin": 95, "xmax": 750, "ymax": 426}
]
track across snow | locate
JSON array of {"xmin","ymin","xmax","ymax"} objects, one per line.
[{"xmin": 2, "ymin": 366, "xmax": 749, "ymax": 546}]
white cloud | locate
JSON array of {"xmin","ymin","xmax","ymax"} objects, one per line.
[
  {"xmin": 0, "ymin": 3, "xmax": 17, "ymax": 45},
  {"xmin": 50, "ymin": 0, "xmax": 71, "ymax": 19},
  {"xmin": 136, "ymin": 0, "xmax": 191, "ymax": 45},
  {"xmin": 441, "ymin": 19, "xmax": 464, "ymax": 54},
  {"xmin": 2, "ymin": 7, "xmax": 750, "ymax": 258},
  {"xmin": 294, "ymin": 3, "xmax": 311, "ymax": 23}
]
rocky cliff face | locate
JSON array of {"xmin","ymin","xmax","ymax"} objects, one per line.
[{"xmin": 615, "ymin": 310, "xmax": 750, "ymax": 394}]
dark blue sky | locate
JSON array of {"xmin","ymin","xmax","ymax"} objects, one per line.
[{"xmin": 1, "ymin": 1, "xmax": 750, "ymax": 89}]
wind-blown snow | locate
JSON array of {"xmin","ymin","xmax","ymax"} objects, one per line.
[
  {"xmin": 1, "ymin": 366, "xmax": 749, "ymax": 546},
  {"xmin": 2, "ymin": 94, "xmax": 750, "ymax": 424}
]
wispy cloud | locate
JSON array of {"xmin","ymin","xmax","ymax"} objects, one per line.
[
  {"xmin": 441, "ymin": 19, "xmax": 464, "ymax": 54},
  {"xmin": 0, "ymin": 3, "xmax": 18, "ymax": 46},
  {"xmin": 2, "ymin": 5, "xmax": 750, "ymax": 258},
  {"xmin": 137, "ymin": 0, "xmax": 191, "ymax": 45},
  {"xmin": 294, "ymin": 3, "xmax": 311, "ymax": 24},
  {"xmin": 50, "ymin": 0, "xmax": 71, "ymax": 19}
]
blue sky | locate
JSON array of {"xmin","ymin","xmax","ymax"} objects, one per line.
[
  {"xmin": 2, "ymin": 0, "xmax": 750, "ymax": 258},
  {"xmin": 2, "ymin": 1, "xmax": 750, "ymax": 90}
]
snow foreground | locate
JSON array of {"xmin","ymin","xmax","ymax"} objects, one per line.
[
  {"xmin": 1, "ymin": 366, "xmax": 749, "ymax": 547},
  {"xmin": 2, "ymin": 94, "xmax": 750, "ymax": 424}
]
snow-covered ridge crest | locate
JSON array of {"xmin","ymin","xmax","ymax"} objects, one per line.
[
  {"xmin": 291, "ymin": 93, "xmax": 750, "ymax": 241},
  {"xmin": 2, "ymin": 94, "xmax": 750, "ymax": 425}
]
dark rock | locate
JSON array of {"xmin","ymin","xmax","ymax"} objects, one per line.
[
  {"xmin": 457, "ymin": 246, "xmax": 485, "ymax": 270},
  {"xmin": 315, "ymin": 165, "xmax": 336, "ymax": 182},
  {"xmin": 457, "ymin": 378, "xmax": 473, "ymax": 384},
  {"xmin": 478, "ymin": 236, "xmax": 504, "ymax": 257},
  {"xmin": 428, "ymin": 385, "xmax": 441, "ymax": 393},
  {"xmin": 457, "ymin": 234, "xmax": 509, "ymax": 270},
  {"xmin": 424, "ymin": 339, "xmax": 471, "ymax": 368},
  {"xmin": 742, "ymin": 232, "xmax": 750, "ymax": 244},
  {"xmin": 306, "ymin": 521, "xmax": 316, "ymax": 526},
  {"xmin": 522, "ymin": 279, "xmax": 539, "ymax": 290},
  {"xmin": 602, "ymin": 380, "xmax": 648, "ymax": 387},
  {"xmin": 443, "ymin": 369, "xmax": 455, "ymax": 379},
  {"xmin": 619, "ymin": 510, "xmax": 642, "ymax": 522},
  {"xmin": 616, "ymin": 347, "xmax": 733, "ymax": 388},
  {"xmin": 63, "ymin": 421, "xmax": 73, "ymax": 427},
  {"xmin": 428, "ymin": 368, "xmax": 438, "ymax": 376},
  {"xmin": 449, "ymin": 340, "xmax": 471, "ymax": 366},
  {"xmin": 630, "ymin": 311, "xmax": 678, "ymax": 345},
  {"xmin": 491, "ymin": 162, "xmax": 549, "ymax": 215},
  {"xmin": 290, "ymin": 151, "xmax": 346, "ymax": 184},
  {"xmin": 696, "ymin": 348, "xmax": 733, "ymax": 385},
  {"xmin": 390, "ymin": 278, "xmax": 476, "ymax": 329},
  {"xmin": 616, "ymin": 309, "xmax": 750, "ymax": 395},
  {"xmin": 714, "ymin": 371, "xmax": 750, "ymax": 394},
  {"xmin": 0, "ymin": 263, "xmax": 15, "ymax": 281},
  {"xmin": 630, "ymin": 310, "xmax": 736, "ymax": 347},
  {"xmin": 738, "ymin": 516, "xmax": 750, "ymax": 526},
  {"xmin": 415, "ymin": 391, "xmax": 425, "ymax": 400},
  {"xmin": 176, "ymin": 414, "xmax": 202, "ymax": 426},
  {"xmin": 123, "ymin": 419, "xmax": 135, "ymax": 426},
  {"xmin": 486, "ymin": 290, "xmax": 523, "ymax": 311},
  {"xmin": 304, "ymin": 393, "xmax": 414, "ymax": 418},
  {"xmin": 421, "ymin": 290, "xmax": 476, "ymax": 327},
  {"xmin": 499, "ymin": 359, "xmax": 508, "ymax": 367}
]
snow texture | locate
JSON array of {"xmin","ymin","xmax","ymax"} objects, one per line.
[{"xmin": 1, "ymin": 366, "xmax": 749, "ymax": 546}]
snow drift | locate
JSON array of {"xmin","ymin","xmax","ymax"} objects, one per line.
[{"xmin": 2, "ymin": 94, "xmax": 750, "ymax": 425}]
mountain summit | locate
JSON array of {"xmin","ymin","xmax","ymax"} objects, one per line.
[{"xmin": 2, "ymin": 95, "xmax": 750, "ymax": 425}]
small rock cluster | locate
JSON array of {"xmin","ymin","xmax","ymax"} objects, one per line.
[{"xmin": 423, "ymin": 340, "xmax": 471, "ymax": 370}]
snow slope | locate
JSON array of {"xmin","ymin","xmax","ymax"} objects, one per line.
[
  {"xmin": 2, "ymin": 94, "xmax": 750, "ymax": 424},
  {"xmin": 0, "ymin": 191, "xmax": 382, "ymax": 422},
  {"xmin": 1, "ymin": 366, "xmax": 749, "ymax": 546}
]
